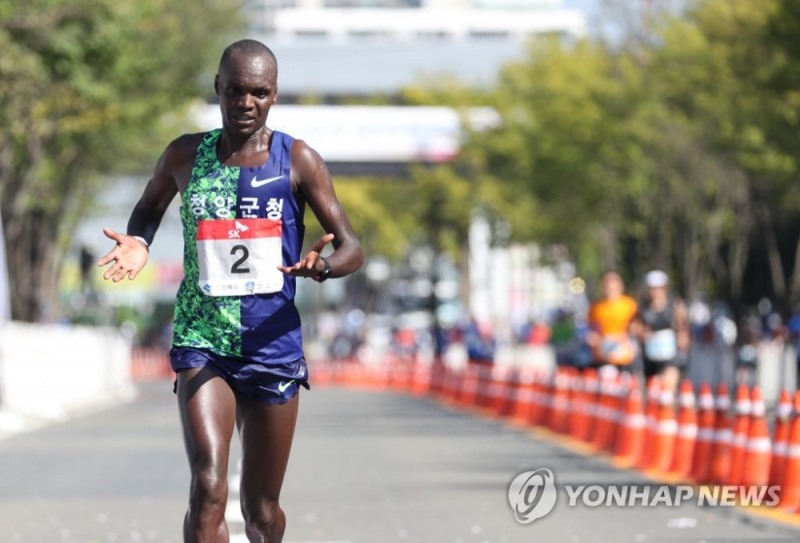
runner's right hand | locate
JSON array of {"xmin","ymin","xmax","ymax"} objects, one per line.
[{"xmin": 97, "ymin": 227, "xmax": 149, "ymax": 282}]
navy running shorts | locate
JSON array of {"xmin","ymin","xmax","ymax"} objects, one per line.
[{"xmin": 170, "ymin": 347, "xmax": 310, "ymax": 404}]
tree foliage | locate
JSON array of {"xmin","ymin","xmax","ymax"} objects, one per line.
[
  {"xmin": 0, "ymin": 0, "xmax": 242, "ymax": 321},
  {"xmin": 388, "ymin": 0, "xmax": 800, "ymax": 315}
]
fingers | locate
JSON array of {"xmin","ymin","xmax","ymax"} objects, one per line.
[
  {"xmin": 98, "ymin": 227, "xmax": 148, "ymax": 281},
  {"xmin": 102, "ymin": 227, "xmax": 123, "ymax": 242},
  {"xmin": 104, "ymin": 262, "xmax": 135, "ymax": 282},
  {"xmin": 96, "ymin": 250, "xmax": 118, "ymax": 267},
  {"xmin": 279, "ymin": 235, "xmax": 333, "ymax": 277},
  {"xmin": 98, "ymin": 228, "xmax": 125, "ymax": 266},
  {"xmin": 277, "ymin": 259, "xmax": 314, "ymax": 276},
  {"xmin": 307, "ymin": 233, "xmax": 335, "ymax": 254}
]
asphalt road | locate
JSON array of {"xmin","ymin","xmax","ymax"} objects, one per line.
[{"xmin": 2, "ymin": 382, "xmax": 800, "ymax": 543}]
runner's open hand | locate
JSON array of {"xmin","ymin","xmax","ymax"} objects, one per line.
[
  {"xmin": 97, "ymin": 227, "xmax": 149, "ymax": 282},
  {"xmin": 278, "ymin": 233, "xmax": 334, "ymax": 278}
]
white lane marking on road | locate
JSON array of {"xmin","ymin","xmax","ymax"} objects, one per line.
[
  {"xmin": 227, "ymin": 459, "xmax": 245, "ymax": 523},
  {"xmin": 228, "ymin": 458, "xmax": 353, "ymax": 543},
  {"xmin": 225, "ymin": 498, "xmax": 245, "ymax": 524},
  {"xmin": 229, "ymin": 472, "xmax": 241, "ymax": 490}
]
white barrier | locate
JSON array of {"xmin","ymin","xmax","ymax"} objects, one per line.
[{"xmin": 0, "ymin": 322, "xmax": 135, "ymax": 423}]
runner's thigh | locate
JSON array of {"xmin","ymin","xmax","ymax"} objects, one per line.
[
  {"xmin": 176, "ymin": 367, "xmax": 237, "ymax": 467},
  {"xmin": 237, "ymin": 394, "xmax": 299, "ymax": 500}
]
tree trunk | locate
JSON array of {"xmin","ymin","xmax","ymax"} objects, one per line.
[
  {"xmin": 5, "ymin": 209, "xmax": 61, "ymax": 322},
  {"xmin": 788, "ymin": 234, "xmax": 800, "ymax": 313},
  {"xmin": 759, "ymin": 205, "xmax": 788, "ymax": 315}
]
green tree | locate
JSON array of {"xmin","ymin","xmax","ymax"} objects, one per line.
[
  {"xmin": 650, "ymin": 0, "xmax": 800, "ymax": 312},
  {"xmin": 0, "ymin": 0, "xmax": 242, "ymax": 321},
  {"xmin": 396, "ymin": 0, "xmax": 800, "ymax": 315}
]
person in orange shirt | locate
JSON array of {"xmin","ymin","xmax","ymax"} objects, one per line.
[{"xmin": 586, "ymin": 271, "xmax": 639, "ymax": 372}]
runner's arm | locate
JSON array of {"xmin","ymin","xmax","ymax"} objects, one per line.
[
  {"xmin": 283, "ymin": 139, "xmax": 364, "ymax": 279},
  {"xmin": 673, "ymin": 298, "xmax": 691, "ymax": 351},
  {"xmin": 97, "ymin": 139, "xmax": 184, "ymax": 281}
]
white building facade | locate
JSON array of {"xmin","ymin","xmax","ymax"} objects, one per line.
[{"xmin": 242, "ymin": 0, "xmax": 587, "ymax": 96}]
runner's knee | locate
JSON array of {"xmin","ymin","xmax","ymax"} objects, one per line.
[
  {"xmin": 241, "ymin": 498, "xmax": 285, "ymax": 537},
  {"xmin": 189, "ymin": 465, "xmax": 228, "ymax": 510}
]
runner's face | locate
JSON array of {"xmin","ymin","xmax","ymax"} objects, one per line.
[
  {"xmin": 216, "ymin": 53, "xmax": 277, "ymax": 137},
  {"xmin": 602, "ymin": 274, "xmax": 623, "ymax": 298},
  {"xmin": 648, "ymin": 285, "xmax": 668, "ymax": 303}
]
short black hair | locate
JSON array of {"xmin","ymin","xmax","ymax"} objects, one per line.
[{"xmin": 219, "ymin": 39, "xmax": 278, "ymax": 75}]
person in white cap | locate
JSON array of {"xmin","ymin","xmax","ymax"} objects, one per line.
[{"xmin": 633, "ymin": 270, "xmax": 690, "ymax": 392}]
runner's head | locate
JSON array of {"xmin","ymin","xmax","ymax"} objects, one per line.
[
  {"xmin": 215, "ymin": 39, "xmax": 279, "ymax": 137},
  {"xmin": 644, "ymin": 269, "xmax": 669, "ymax": 302},
  {"xmin": 601, "ymin": 271, "xmax": 624, "ymax": 299}
]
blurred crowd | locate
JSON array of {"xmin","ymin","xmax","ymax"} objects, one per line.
[
  {"xmin": 310, "ymin": 269, "xmax": 800, "ymax": 397},
  {"xmin": 515, "ymin": 270, "xmax": 798, "ymax": 394}
]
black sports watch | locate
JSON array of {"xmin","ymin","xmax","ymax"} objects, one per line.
[{"xmin": 315, "ymin": 257, "xmax": 332, "ymax": 283}]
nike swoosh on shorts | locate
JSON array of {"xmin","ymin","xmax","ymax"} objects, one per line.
[{"xmin": 278, "ymin": 380, "xmax": 295, "ymax": 393}]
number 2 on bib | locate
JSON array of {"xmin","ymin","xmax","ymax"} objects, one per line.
[
  {"xmin": 196, "ymin": 219, "xmax": 284, "ymax": 296},
  {"xmin": 230, "ymin": 244, "xmax": 250, "ymax": 274}
]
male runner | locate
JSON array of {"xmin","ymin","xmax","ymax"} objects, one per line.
[
  {"xmin": 98, "ymin": 39, "xmax": 364, "ymax": 543},
  {"xmin": 586, "ymin": 271, "xmax": 639, "ymax": 373}
]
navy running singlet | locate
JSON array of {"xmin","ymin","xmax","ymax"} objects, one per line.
[{"xmin": 171, "ymin": 129, "xmax": 306, "ymax": 364}]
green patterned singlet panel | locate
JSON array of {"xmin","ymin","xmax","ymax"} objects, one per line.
[{"xmin": 172, "ymin": 130, "xmax": 243, "ymax": 356}]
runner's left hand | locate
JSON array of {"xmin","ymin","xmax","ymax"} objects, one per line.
[{"xmin": 278, "ymin": 233, "xmax": 334, "ymax": 278}]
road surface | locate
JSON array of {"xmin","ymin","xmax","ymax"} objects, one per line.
[{"xmin": 1, "ymin": 382, "xmax": 800, "ymax": 542}]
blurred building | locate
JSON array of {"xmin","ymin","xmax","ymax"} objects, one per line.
[{"xmin": 242, "ymin": 0, "xmax": 587, "ymax": 98}]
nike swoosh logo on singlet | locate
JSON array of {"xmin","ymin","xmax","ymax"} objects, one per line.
[{"xmin": 251, "ymin": 175, "xmax": 284, "ymax": 188}]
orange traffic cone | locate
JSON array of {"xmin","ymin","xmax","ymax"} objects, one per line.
[
  {"xmin": 650, "ymin": 388, "xmax": 678, "ymax": 474},
  {"xmin": 565, "ymin": 367, "xmax": 582, "ymax": 434},
  {"xmin": 500, "ymin": 368, "xmax": 523, "ymax": 418},
  {"xmin": 491, "ymin": 365, "xmax": 515, "ymax": 416},
  {"xmin": 604, "ymin": 373, "xmax": 627, "ymax": 453},
  {"xmin": 779, "ymin": 391, "xmax": 800, "ymax": 511},
  {"xmin": 438, "ymin": 364, "xmax": 457, "ymax": 401},
  {"xmin": 709, "ymin": 382, "xmax": 733, "ymax": 484},
  {"xmin": 592, "ymin": 366, "xmax": 620, "ymax": 451},
  {"xmin": 533, "ymin": 373, "xmax": 555, "ymax": 426},
  {"xmin": 589, "ymin": 370, "xmax": 608, "ymax": 449},
  {"xmin": 742, "ymin": 385, "xmax": 772, "ymax": 487},
  {"xmin": 549, "ymin": 369, "xmax": 570, "ymax": 434},
  {"xmin": 727, "ymin": 384, "xmax": 752, "ymax": 486},
  {"xmin": 510, "ymin": 367, "xmax": 534, "ymax": 423},
  {"xmin": 456, "ymin": 363, "xmax": 477, "ymax": 408},
  {"xmin": 580, "ymin": 369, "xmax": 599, "ymax": 443},
  {"xmin": 529, "ymin": 370, "xmax": 549, "ymax": 427},
  {"xmin": 569, "ymin": 370, "xmax": 589, "ymax": 441},
  {"xmin": 769, "ymin": 389, "xmax": 793, "ymax": 487},
  {"xmin": 668, "ymin": 379, "xmax": 697, "ymax": 480},
  {"xmin": 613, "ymin": 375, "xmax": 645, "ymax": 468},
  {"xmin": 409, "ymin": 361, "xmax": 432, "ymax": 397},
  {"xmin": 477, "ymin": 364, "xmax": 495, "ymax": 409},
  {"xmin": 691, "ymin": 382, "xmax": 716, "ymax": 483},
  {"xmin": 637, "ymin": 376, "xmax": 663, "ymax": 470}
]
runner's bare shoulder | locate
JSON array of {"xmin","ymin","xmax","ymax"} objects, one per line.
[
  {"xmin": 160, "ymin": 132, "xmax": 210, "ymax": 192},
  {"xmin": 165, "ymin": 132, "xmax": 208, "ymax": 165}
]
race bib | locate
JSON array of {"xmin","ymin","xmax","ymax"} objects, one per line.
[
  {"xmin": 644, "ymin": 329, "xmax": 678, "ymax": 361},
  {"xmin": 598, "ymin": 334, "xmax": 635, "ymax": 365},
  {"xmin": 196, "ymin": 218, "xmax": 284, "ymax": 296}
]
